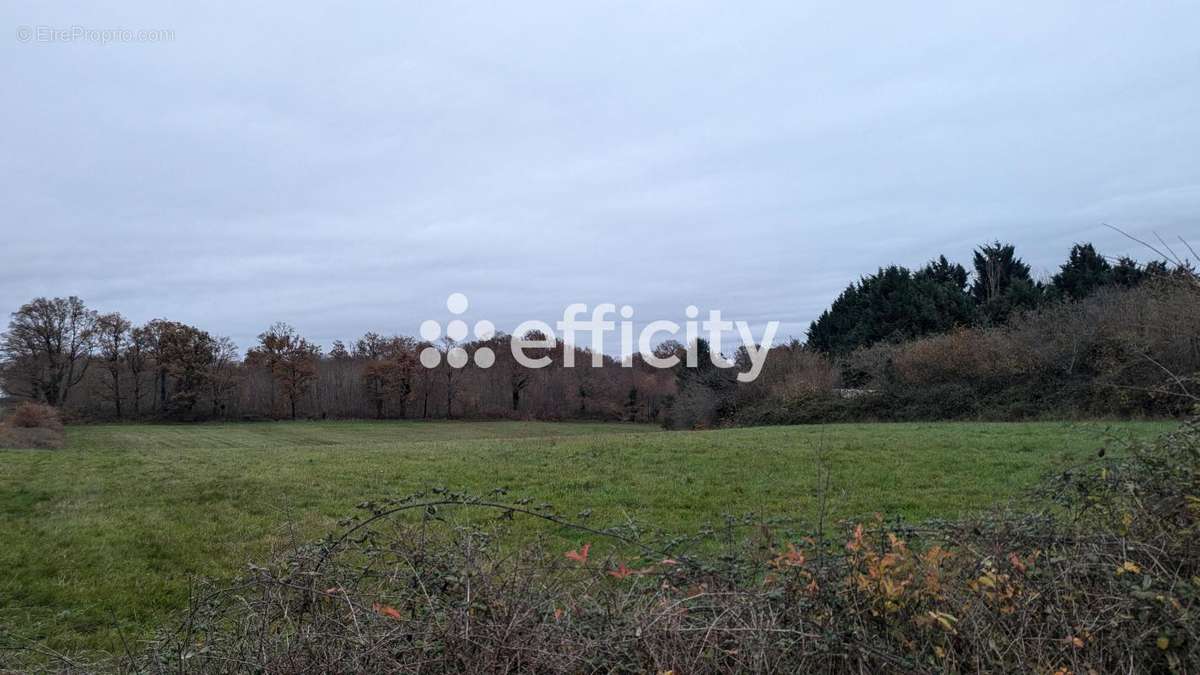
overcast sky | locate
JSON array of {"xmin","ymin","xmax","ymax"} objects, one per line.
[{"xmin": 3, "ymin": 2, "xmax": 1198, "ymax": 352}]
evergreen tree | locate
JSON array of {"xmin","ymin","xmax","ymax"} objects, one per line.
[
  {"xmin": 808, "ymin": 261, "xmax": 975, "ymax": 353},
  {"xmin": 916, "ymin": 254, "xmax": 969, "ymax": 290},
  {"xmin": 1111, "ymin": 256, "xmax": 1145, "ymax": 288},
  {"xmin": 1144, "ymin": 260, "xmax": 1172, "ymax": 280},
  {"xmin": 1051, "ymin": 243, "xmax": 1112, "ymax": 300},
  {"xmin": 971, "ymin": 242, "xmax": 1041, "ymax": 323}
]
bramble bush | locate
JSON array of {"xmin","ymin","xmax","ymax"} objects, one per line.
[{"xmin": 8, "ymin": 402, "xmax": 63, "ymax": 431}]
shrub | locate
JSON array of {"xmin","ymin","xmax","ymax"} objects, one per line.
[
  {"xmin": 0, "ymin": 402, "xmax": 65, "ymax": 449},
  {"xmin": 889, "ymin": 327, "xmax": 1024, "ymax": 385},
  {"xmin": 8, "ymin": 402, "xmax": 64, "ymax": 431},
  {"xmin": 735, "ymin": 391, "xmax": 854, "ymax": 425},
  {"xmin": 736, "ymin": 344, "xmax": 840, "ymax": 405}
]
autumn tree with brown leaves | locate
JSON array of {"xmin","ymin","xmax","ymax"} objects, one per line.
[
  {"xmin": 355, "ymin": 333, "xmax": 418, "ymax": 419},
  {"xmin": 248, "ymin": 323, "xmax": 320, "ymax": 420}
]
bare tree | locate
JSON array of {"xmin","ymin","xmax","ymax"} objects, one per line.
[
  {"xmin": 0, "ymin": 296, "xmax": 98, "ymax": 405},
  {"xmin": 439, "ymin": 336, "xmax": 462, "ymax": 419},
  {"xmin": 506, "ymin": 331, "xmax": 547, "ymax": 412},
  {"xmin": 126, "ymin": 325, "xmax": 151, "ymax": 417},
  {"xmin": 415, "ymin": 341, "xmax": 437, "ymax": 418},
  {"xmin": 206, "ymin": 336, "xmax": 241, "ymax": 418},
  {"xmin": 143, "ymin": 319, "xmax": 171, "ymax": 413},
  {"xmin": 95, "ymin": 312, "xmax": 132, "ymax": 418}
]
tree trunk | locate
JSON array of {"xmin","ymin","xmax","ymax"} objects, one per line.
[
  {"xmin": 158, "ymin": 368, "xmax": 167, "ymax": 413},
  {"xmin": 60, "ymin": 360, "xmax": 76, "ymax": 406},
  {"xmin": 114, "ymin": 375, "xmax": 122, "ymax": 420}
]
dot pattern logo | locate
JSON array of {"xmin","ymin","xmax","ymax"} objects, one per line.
[
  {"xmin": 414, "ymin": 294, "xmax": 781, "ymax": 382},
  {"xmin": 419, "ymin": 293, "xmax": 495, "ymax": 369}
]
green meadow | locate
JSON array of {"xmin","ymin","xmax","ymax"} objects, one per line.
[{"xmin": 0, "ymin": 419, "xmax": 1172, "ymax": 656}]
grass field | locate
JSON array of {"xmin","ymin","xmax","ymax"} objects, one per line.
[{"xmin": 0, "ymin": 419, "xmax": 1174, "ymax": 657}]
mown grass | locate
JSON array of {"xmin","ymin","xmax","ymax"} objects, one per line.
[{"xmin": 0, "ymin": 419, "xmax": 1173, "ymax": 658}]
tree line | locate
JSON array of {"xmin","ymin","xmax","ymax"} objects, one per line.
[
  {"xmin": 2, "ymin": 238, "xmax": 1194, "ymax": 427},
  {"xmin": 0, "ymin": 301, "xmax": 676, "ymax": 423},
  {"xmin": 669, "ymin": 240, "xmax": 1198, "ymax": 427},
  {"xmin": 806, "ymin": 241, "xmax": 1186, "ymax": 354}
]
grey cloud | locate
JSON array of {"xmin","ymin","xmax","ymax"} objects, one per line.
[{"xmin": 2, "ymin": 1, "xmax": 1198, "ymax": 351}]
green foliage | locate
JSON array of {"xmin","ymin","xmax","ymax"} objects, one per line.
[
  {"xmin": 917, "ymin": 254, "xmax": 968, "ymax": 288},
  {"xmin": 809, "ymin": 239, "xmax": 1177, "ymax": 355},
  {"xmin": 807, "ymin": 261, "xmax": 975, "ymax": 353},
  {"xmin": 1051, "ymin": 242, "xmax": 1113, "ymax": 300},
  {"xmin": 970, "ymin": 241, "xmax": 1043, "ymax": 323},
  {"xmin": 970, "ymin": 241, "xmax": 1032, "ymax": 301},
  {"xmin": 1112, "ymin": 255, "xmax": 1148, "ymax": 287}
]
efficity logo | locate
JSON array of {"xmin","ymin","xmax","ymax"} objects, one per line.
[{"xmin": 419, "ymin": 293, "xmax": 779, "ymax": 382}]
